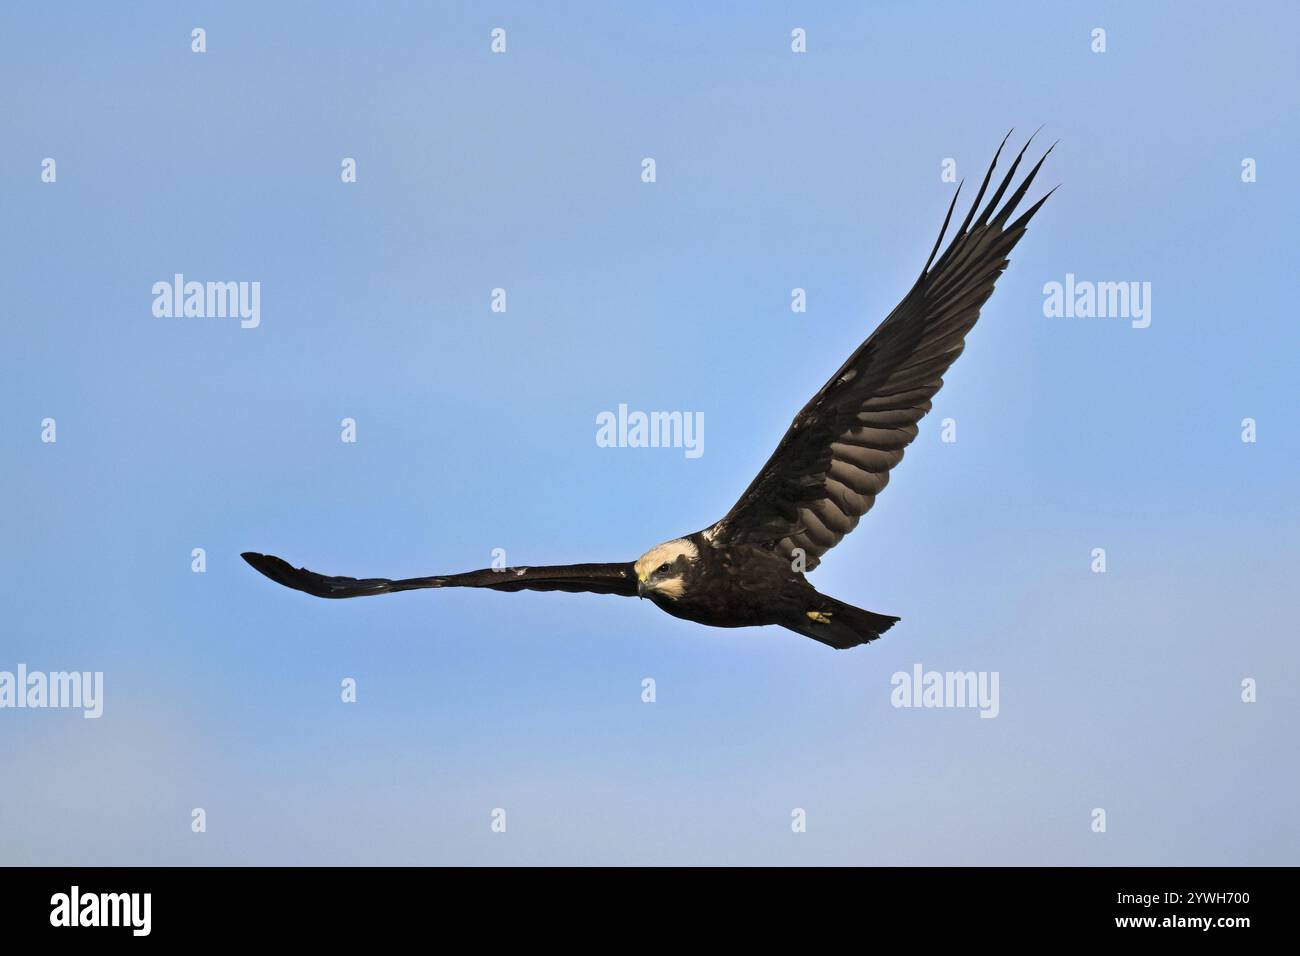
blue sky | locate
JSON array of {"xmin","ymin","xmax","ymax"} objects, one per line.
[{"xmin": 2, "ymin": 1, "xmax": 1297, "ymax": 865}]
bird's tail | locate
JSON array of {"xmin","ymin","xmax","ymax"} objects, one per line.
[{"xmin": 783, "ymin": 594, "xmax": 900, "ymax": 650}]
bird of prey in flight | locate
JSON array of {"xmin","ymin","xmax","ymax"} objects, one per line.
[{"xmin": 244, "ymin": 133, "xmax": 1054, "ymax": 649}]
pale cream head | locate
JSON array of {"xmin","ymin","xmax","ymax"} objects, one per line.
[{"xmin": 634, "ymin": 538, "xmax": 698, "ymax": 599}]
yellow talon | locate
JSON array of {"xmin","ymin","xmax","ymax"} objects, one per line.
[{"xmin": 806, "ymin": 610, "xmax": 832, "ymax": 624}]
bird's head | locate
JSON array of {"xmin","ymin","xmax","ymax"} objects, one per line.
[{"xmin": 634, "ymin": 538, "xmax": 699, "ymax": 600}]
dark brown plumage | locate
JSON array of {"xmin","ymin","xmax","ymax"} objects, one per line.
[
  {"xmin": 241, "ymin": 553, "xmax": 638, "ymax": 597},
  {"xmin": 708, "ymin": 131, "xmax": 1056, "ymax": 570},
  {"xmin": 244, "ymin": 133, "xmax": 1054, "ymax": 649}
]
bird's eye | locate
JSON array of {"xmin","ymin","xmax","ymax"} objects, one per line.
[{"xmin": 657, "ymin": 562, "xmax": 671, "ymax": 574}]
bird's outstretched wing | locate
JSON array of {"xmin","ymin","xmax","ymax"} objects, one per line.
[
  {"xmin": 706, "ymin": 133, "xmax": 1055, "ymax": 571},
  {"xmin": 241, "ymin": 552, "xmax": 638, "ymax": 598}
]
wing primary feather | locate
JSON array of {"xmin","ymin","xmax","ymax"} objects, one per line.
[
  {"xmin": 991, "ymin": 141, "xmax": 1058, "ymax": 227},
  {"xmin": 931, "ymin": 130, "xmax": 1010, "ymax": 276},
  {"xmin": 1005, "ymin": 183, "xmax": 1059, "ymax": 234},
  {"xmin": 920, "ymin": 180, "xmax": 963, "ymax": 277},
  {"xmin": 954, "ymin": 131, "xmax": 1011, "ymax": 234},
  {"xmin": 973, "ymin": 130, "xmax": 1039, "ymax": 229}
]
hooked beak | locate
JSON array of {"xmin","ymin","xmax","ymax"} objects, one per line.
[{"xmin": 637, "ymin": 580, "xmax": 647, "ymax": 598}]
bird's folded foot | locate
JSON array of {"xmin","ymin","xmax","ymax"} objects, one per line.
[{"xmin": 805, "ymin": 610, "xmax": 833, "ymax": 624}]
